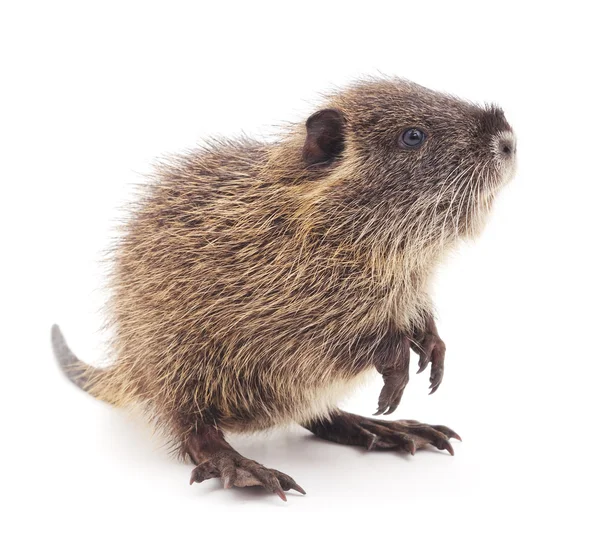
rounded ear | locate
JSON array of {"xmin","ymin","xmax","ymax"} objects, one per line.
[{"xmin": 302, "ymin": 109, "xmax": 346, "ymax": 166}]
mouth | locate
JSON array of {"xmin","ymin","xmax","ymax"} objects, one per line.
[{"xmin": 445, "ymin": 136, "xmax": 517, "ymax": 241}]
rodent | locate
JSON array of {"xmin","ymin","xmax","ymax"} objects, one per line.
[{"xmin": 52, "ymin": 77, "xmax": 516, "ymax": 500}]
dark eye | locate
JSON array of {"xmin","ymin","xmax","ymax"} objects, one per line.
[{"xmin": 400, "ymin": 128, "xmax": 426, "ymax": 148}]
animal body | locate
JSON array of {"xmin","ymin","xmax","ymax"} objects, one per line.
[{"xmin": 52, "ymin": 77, "xmax": 516, "ymax": 500}]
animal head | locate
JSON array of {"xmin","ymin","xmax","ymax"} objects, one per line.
[{"xmin": 296, "ymin": 78, "xmax": 516, "ymax": 248}]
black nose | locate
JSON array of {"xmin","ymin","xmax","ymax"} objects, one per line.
[{"xmin": 499, "ymin": 136, "xmax": 516, "ymax": 156}]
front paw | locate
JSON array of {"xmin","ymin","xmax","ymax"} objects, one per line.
[
  {"xmin": 374, "ymin": 371, "xmax": 409, "ymax": 416},
  {"xmin": 415, "ymin": 333, "xmax": 446, "ymax": 394}
]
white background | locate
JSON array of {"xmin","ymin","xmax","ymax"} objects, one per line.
[{"xmin": 2, "ymin": 1, "xmax": 599, "ymax": 551}]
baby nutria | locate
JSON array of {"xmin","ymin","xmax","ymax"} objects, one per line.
[{"xmin": 52, "ymin": 77, "xmax": 516, "ymax": 501}]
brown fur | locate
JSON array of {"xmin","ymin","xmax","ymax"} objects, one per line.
[{"xmin": 52, "ymin": 77, "xmax": 516, "ymax": 455}]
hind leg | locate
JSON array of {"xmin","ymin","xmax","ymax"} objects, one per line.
[
  {"xmin": 184, "ymin": 424, "xmax": 305, "ymax": 501},
  {"xmin": 303, "ymin": 410, "xmax": 461, "ymax": 454}
]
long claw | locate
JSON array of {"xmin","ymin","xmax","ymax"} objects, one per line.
[
  {"xmin": 433, "ymin": 426, "xmax": 462, "ymax": 441},
  {"xmin": 275, "ymin": 488, "xmax": 287, "ymax": 502},
  {"xmin": 383, "ymin": 403, "xmax": 397, "ymax": 416},
  {"xmin": 441, "ymin": 441, "xmax": 454, "ymax": 456},
  {"xmin": 290, "ymin": 483, "xmax": 307, "ymax": 495}
]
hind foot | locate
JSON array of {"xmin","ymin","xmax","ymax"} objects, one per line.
[
  {"xmin": 190, "ymin": 450, "xmax": 305, "ymax": 501},
  {"xmin": 303, "ymin": 410, "xmax": 461, "ymax": 455},
  {"xmin": 184, "ymin": 425, "xmax": 305, "ymax": 501}
]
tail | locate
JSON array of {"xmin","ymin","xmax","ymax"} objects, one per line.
[{"xmin": 51, "ymin": 324, "xmax": 119, "ymax": 404}]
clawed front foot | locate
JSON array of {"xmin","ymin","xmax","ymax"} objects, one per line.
[
  {"xmin": 412, "ymin": 316, "xmax": 446, "ymax": 395},
  {"xmin": 374, "ymin": 334, "xmax": 410, "ymax": 416},
  {"xmin": 373, "ymin": 315, "xmax": 446, "ymax": 415},
  {"xmin": 374, "ymin": 366, "xmax": 409, "ymax": 416},
  {"xmin": 190, "ymin": 450, "xmax": 306, "ymax": 502},
  {"xmin": 305, "ymin": 411, "xmax": 461, "ymax": 456}
]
